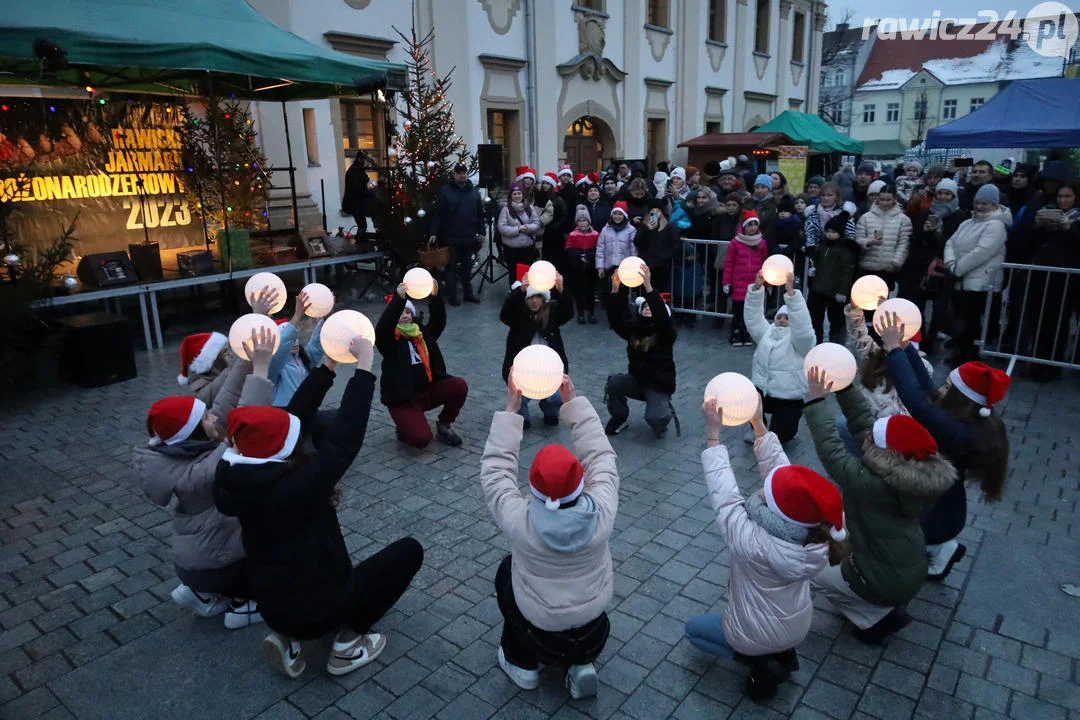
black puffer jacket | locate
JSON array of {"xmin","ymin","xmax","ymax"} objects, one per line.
[
  {"xmin": 431, "ymin": 180, "xmax": 484, "ymax": 245},
  {"xmin": 500, "ymin": 287, "xmax": 575, "ymax": 382},
  {"xmin": 607, "ymin": 288, "xmax": 677, "ymax": 394},
  {"xmin": 213, "ymin": 366, "xmax": 374, "ymax": 639},
  {"xmin": 375, "ymin": 294, "xmax": 450, "ymax": 406}
]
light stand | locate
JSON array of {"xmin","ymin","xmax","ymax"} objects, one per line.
[{"xmin": 472, "ymin": 190, "xmax": 507, "ymax": 291}]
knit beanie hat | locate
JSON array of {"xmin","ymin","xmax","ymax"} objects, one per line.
[
  {"xmin": 950, "ymin": 361, "xmax": 1011, "ymax": 415},
  {"xmin": 872, "ymin": 415, "xmax": 938, "ymax": 460},
  {"xmin": 974, "ymin": 184, "xmax": 1000, "ymax": 204},
  {"xmin": 177, "ymin": 332, "xmax": 228, "ymax": 385},
  {"xmin": 824, "ymin": 211, "xmax": 851, "ymax": 235},
  {"xmin": 807, "ymin": 175, "xmax": 825, "ymax": 187},
  {"xmin": 868, "ymin": 180, "xmax": 887, "ymax": 194},
  {"xmin": 775, "ymin": 305, "xmax": 790, "ymax": 318},
  {"xmin": 634, "ymin": 295, "xmax": 672, "ymax": 316},
  {"xmin": 529, "ymin": 444, "xmax": 584, "ymax": 510},
  {"xmin": 146, "ymin": 396, "xmax": 207, "ymax": 446},
  {"xmin": 936, "ymin": 178, "xmax": 959, "ymax": 196},
  {"xmin": 574, "ymin": 204, "xmax": 591, "ymax": 226},
  {"xmin": 754, "ymin": 174, "xmax": 773, "ymax": 189},
  {"xmin": 703, "ymin": 159, "xmax": 721, "ymax": 177},
  {"xmin": 764, "ymin": 465, "xmax": 847, "ymax": 540},
  {"xmin": 223, "ymin": 406, "xmax": 301, "ymax": 466},
  {"xmin": 670, "ymin": 167, "xmax": 686, "ymax": 181},
  {"xmin": 857, "ymin": 162, "xmax": 877, "ymax": 175},
  {"xmin": 777, "ymin": 194, "xmax": 796, "ymax": 213}
]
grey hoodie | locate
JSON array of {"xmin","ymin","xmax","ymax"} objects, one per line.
[{"xmin": 527, "ymin": 493, "xmax": 599, "ymax": 553}]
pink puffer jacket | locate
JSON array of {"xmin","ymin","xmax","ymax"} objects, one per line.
[{"xmin": 723, "ymin": 236, "xmax": 769, "ymax": 301}]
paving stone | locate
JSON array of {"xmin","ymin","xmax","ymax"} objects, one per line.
[
  {"xmin": 672, "ymin": 690, "xmax": 734, "ymax": 720},
  {"xmin": 335, "ymin": 681, "xmax": 395, "ymax": 719},
  {"xmin": 871, "ymin": 660, "xmax": 926, "ymax": 699},
  {"xmin": 619, "ymin": 684, "xmax": 678, "ymax": 720},
  {"xmin": 997, "ymin": 617, "xmax": 1047, "ymax": 646},
  {"xmin": 23, "ymin": 628, "xmax": 76, "ymax": 662},
  {"xmin": 857, "ymin": 684, "xmax": 917, "ymax": 720},
  {"xmin": 1009, "ymin": 692, "xmax": 1066, "ymax": 720},
  {"xmin": 1019, "ymin": 644, "xmax": 1072, "ymax": 680},
  {"xmin": 0, "ymin": 686, "xmax": 61, "ymax": 720},
  {"xmin": 1037, "ymin": 674, "xmax": 1080, "ymax": 712},
  {"xmin": 971, "ymin": 630, "xmax": 1023, "ymax": 662},
  {"xmin": 374, "ymin": 656, "xmax": 431, "ymax": 696},
  {"xmin": 928, "ymin": 663, "xmax": 961, "ymax": 694},
  {"xmin": 916, "ymin": 688, "xmax": 975, "ymax": 720},
  {"xmin": 802, "ymin": 679, "xmax": 859, "ymax": 719},
  {"xmin": 956, "ymin": 672, "xmax": 1012, "ymax": 713},
  {"xmin": 986, "ymin": 657, "xmax": 1039, "ymax": 694},
  {"xmin": 436, "ymin": 691, "xmax": 496, "ymax": 720},
  {"xmin": 12, "ymin": 653, "xmax": 71, "ymax": 691}
]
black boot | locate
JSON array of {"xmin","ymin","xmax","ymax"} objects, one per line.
[
  {"xmin": 853, "ymin": 607, "xmax": 911, "ymax": 645},
  {"xmin": 772, "ymin": 649, "xmax": 799, "ymax": 673},
  {"xmin": 745, "ymin": 656, "xmax": 789, "ymax": 702},
  {"xmin": 577, "ymin": 313, "xmax": 586, "ymax": 324}
]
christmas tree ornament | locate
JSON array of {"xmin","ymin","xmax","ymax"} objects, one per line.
[
  {"xmin": 3, "ymin": 254, "xmax": 18, "ymax": 265},
  {"xmin": 704, "ymin": 373, "xmax": 758, "ymax": 426},
  {"xmin": 320, "ymin": 310, "xmax": 375, "ymax": 363},
  {"xmin": 427, "ymin": 161, "xmax": 436, "ymax": 168},
  {"xmin": 416, "ymin": 208, "xmax": 426, "ymax": 218},
  {"xmin": 388, "ymin": 148, "xmax": 398, "ymax": 158},
  {"xmin": 62, "ymin": 275, "xmax": 78, "ymax": 290},
  {"xmin": 404, "ymin": 216, "xmax": 413, "ymax": 224}
]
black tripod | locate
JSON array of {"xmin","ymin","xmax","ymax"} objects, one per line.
[{"xmin": 472, "ymin": 191, "xmax": 507, "ymax": 292}]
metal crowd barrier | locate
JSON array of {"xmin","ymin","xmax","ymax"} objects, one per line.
[{"xmin": 981, "ymin": 262, "xmax": 1080, "ymax": 374}]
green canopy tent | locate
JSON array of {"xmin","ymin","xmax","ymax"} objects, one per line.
[{"xmin": 753, "ymin": 111, "xmax": 864, "ymax": 155}]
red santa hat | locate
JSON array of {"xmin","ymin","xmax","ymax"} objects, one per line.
[
  {"xmin": 587, "ymin": 172, "xmax": 600, "ymax": 185},
  {"xmin": 177, "ymin": 332, "xmax": 228, "ymax": 385},
  {"xmin": 384, "ymin": 293, "xmax": 416, "ymax": 315},
  {"xmin": 872, "ymin": 415, "xmax": 938, "ymax": 460},
  {"xmin": 910, "ymin": 329, "xmax": 923, "ymax": 348},
  {"xmin": 511, "ymin": 263, "xmax": 550, "ymax": 300},
  {"xmin": 949, "ymin": 361, "xmax": 1011, "ymax": 416},
  {"xmin": 515, "ymin": 166, "xmax": 536, "ymax": 182},
  {"xmin": 275, "ymin": 318, "xmax": 289, "ymax": 326},
  {"xmin": 574, "ymin": 173, "xmax": 588, "ymax": 187},
  {"xmin": 529, "ymin": 444, "xmax": 585, "ymax": 511},
  {"xmin": 557, "ymin": 166, "xmax": 573, "ymax": 179},
  {"xmin": 146, "ymin": 396, "xmax": 207, "ymax": 446},
  {"xmin": 764, "ymin": 465, "xmax": 846, "ymax": 541},
  {"xmin": 611, "ymin": 200, "xmax": 629, "ymax": 219},
  {"xmin": 541, "ymin": 171, "xmax": 559, "ymax": 187},
  {"xmin": 740, "ymin": 212, "xmax": 761, "ymax": 233},
  {"xmin": 223, "ymin": 406, "xmax": 301, "ymax": 466}
]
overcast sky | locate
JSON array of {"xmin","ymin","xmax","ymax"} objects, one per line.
[{"xmin": 832, "ymin": 0, "xmax": 1056, "ymax": 29}]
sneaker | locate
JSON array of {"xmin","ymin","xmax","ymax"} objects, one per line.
[
  {"xmin": 224, "ymin": 600, "xmax": 263, "ymax": 630},
  {"xmin": 543, "ymin": 415, "xmax": 559, "ymax": 427},
  {"xmin": 745, "ymin": 657, "xmax": 789, "ymax": 702},
  {"xmin": 497, "ymin": 647, "xmax": 539, "ymax": 690},
  {"xmin": 567, "ymin": 663, "xmax": 598, "ymax": 699},
  {"xmin": 326, "ymin": 632, "xmax": 387, "ymax": 676},
  {"xmin": 1061, "ymin": 583, "xmax": 1080, "ymax": 598},
  {"xmin": 605, "ymin": 418, "xmax": 629, "ymax": 436},
  {"xmin": 927, "ymin": 541, "xmax": 966, "ymax": 581},
  {"xmin": 436, "ymin": 422, "xmax": 462, "ymax": 447},
  {"xmin": 171, "ymin": 584, "xmax": 229, "ymax": 617},
  {"xmin": 577, "ymin": 315, "xmax": 586, "ymax": 325},
  {"xmin": 263, "ymin": 632, "xmax": 305, "ymax": 678}
]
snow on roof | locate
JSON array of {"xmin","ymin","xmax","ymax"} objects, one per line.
[
  {"xmin": 922, "ymin": 42, "xmax": 1007, "ymax": 84},
  {"xmin": 858, "ymin": 40, "xmax": 1064, "ymax": 90},
  {"xmin": 860, "ymin": 68, "xmax": 916, "ymax": 90}
]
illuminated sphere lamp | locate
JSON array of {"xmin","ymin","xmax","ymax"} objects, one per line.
[
  {"xmin": 803, "ymin": 343, "xmax": 858, "ymax": 392},
  {"xmin": 703, "ymin": 372, "xmax": 759, "ymax": 427},
  {"xmin": 320, "ymin": 310, "xmax": 375, "ymax": 364},
  {"xmin": 761, "ymin": 254, "xmax": 794, "ymax": 286},
  {"xmin": 850, "ymin": 275, "xmax": 891, "ymax": 311},
  {"xmin": 402, "ymin": 267, "xmax": 435, "ymax": 300},
  {"xmin": 244, "ymin": 272, "xmax": 287, "ymax": 314},
  {"xmin": 872, "ymin": 298, "xmax": 922, "ymax": 341},
  {"xmin": 300, "ymin": 283, "xmax": 334, "ymax": 318},
  {"xmin": 228, "ymin": 313, "xmax": 281, "ymax": 360},
  {"xmin": 527, "ymin": 260, "xmax": 558, "ymax": 292},
  {"xmin": 617, "ymin": 256, "xmax": 647, "ymax": 288},
  {"xmin": 511, "ymin": 345, "xmax": 565, "ymax": 400}
]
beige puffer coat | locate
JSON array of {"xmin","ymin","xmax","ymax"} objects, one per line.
[
  {"xmin": 856, "ymin": 204, "xmax": 912, "ymax": 272},
  {"xmin": 703, "ymin": 433, "xmax": 829, "ymax": 656},
  {"xmin": 944, "ymin": 207, "xmax": 1011, "ymax": 292}
]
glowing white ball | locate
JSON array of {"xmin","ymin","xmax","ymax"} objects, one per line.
[
  {"xmin": 245, "ymin": 272, "xmax": 287, "ymax": 314},
  {"xmin": 873, "ymin": 298, "xmax": 922, "ymax": 341},
  {"xmin": 617, "ymin": 256, "xmax": 646, "ymax": 288},
  {"xmin": 403, "ymin": 267, "xmax": 435, "ymax": 300},
  {"xmin": 301, "ymin": 283, "xmax": 334, "ymax": 318},
  {"xmin": 761, "ymin": 254, "xmax": 794, "ymax": 286},
  {"xmin": 804, "ymin": 343, "xmax": 858, "ymax": 392},
  {"xmin": 416, "ymin": 208, "xmax": 426, "ymax": 218},
  {"xmin": 62, "ymin": 275, "xmax": 78, "ymax": 290},
  {"xmin": 704, "ymin": 373, "xmax": 759, "ymax": 427},
  {"xmin": 851, "ymin": 275, "xmax": 891, "ymax": 310},
  {"xmin": 320, "ymin": 310, "xmax": 375, "ymax": 363},
  {"xmin": 512, "ymin": 345, "xmax": 565, "ymax": 400},
  {"xmin": 3, "ymin": 254, "xmax": 18, "ymax": 265},
  {"xmin": 528, "ymin": 260, "xmax": 558, "ymax": 292},
  {"xmin": 404, "ymin": 216, "xmax": 412, "ymax": 224},
  {"xmin": 228, "ymin": 313, "xmax": 281, "ymax": 360}
]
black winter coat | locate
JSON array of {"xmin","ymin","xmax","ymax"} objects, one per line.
[
  {"xmin": 633, "ymin": 222, "xmax": 680, "ymax": 291},
  {"xmin": 431, "ymin": 180, "xmax": 484, "ymax": 245},
  {"xmin": 500, "ymin": 287, "xmax": 575, "ymax": 382},
  {"xmin": 341, "ymin": 163, "xmax": 375, "ymax": 227},
  {"xmin": 213, "ymin": 366, "xmax": 374, "ymax": 639},
  {"xmin": 583, "ymin": 199, "xmax": 612, "ymax": 233},
  {"xmin": 375, "ymin": 294, "xmax": 450, "ymax": 406},
  {"xmin": 607, "ymin": 288, "xmax": 678, "ymax": 395}
]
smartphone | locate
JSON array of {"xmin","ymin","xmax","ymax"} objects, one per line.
[
  {"xmin": 954, "ymin": 158, "xmax": 975, "ymax": 167},
  {"xmin": 649, "ymin": 209, "xmax": 661, "ymax": 221}
]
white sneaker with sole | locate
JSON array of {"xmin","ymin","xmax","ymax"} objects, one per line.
[
  {"xmin": 497, "ymin": 647, "xmax": 539, "ymax": 690},
  {"xmin": 263, "ymin": 632, "xmax": 305, "ymax": 678},
  {"xmin": 326, "ymin": 632, "xmax": 387, "ymax": 676},
  {"xmin": 927, "ymin": 540, "xmax": 966, "ymax": 580},
  {"xmin": 171, "ymin": 584, "xmax": 229, "ymax": 617},
  {"xmin": 567, "ymin": 663, "xmax": 598, "ymax": 699},
  {"xmin": 224, "ymin": 600, "xmax": 264, "ymax": 630}
]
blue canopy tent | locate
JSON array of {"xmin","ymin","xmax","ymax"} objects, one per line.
[{"xmin": 926, "ymin": 78, "xmax": 1080, "ymax": 148}]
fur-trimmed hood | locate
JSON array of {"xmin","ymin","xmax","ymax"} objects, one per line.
[{"xmin": 860, "ymin": 442, "xmax": 957, "ymax": 501}]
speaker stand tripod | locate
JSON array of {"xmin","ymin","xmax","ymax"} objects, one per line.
[{"xmin": 472, "ymin": 198, "xmax": 507, "ymax": 292}]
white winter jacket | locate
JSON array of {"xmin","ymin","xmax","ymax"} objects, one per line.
[
  {"xmin": 703, "ymin": 435, "xmax": 829, "ymax": 656},
  {"xmin": 855, "ymin": 204, "xmax": 912, "ymax": 272},
  {"xmin": 944, "ymin": 207, "xmax": 1010, "ymax": 292},
  {"xmin": 745, "ymin": 286, "xmax": 817, "ymax": 400}
]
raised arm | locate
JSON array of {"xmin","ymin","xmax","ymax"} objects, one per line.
[
  {"xmin": 479, "ymin": 410, "xmax": 529, "ymax": 541},
  {"xmin": 424, "ymin": 293, "xmax": 447, "ymax": 342},
  {"xmin": 701, "ymin": 445, "xmax": 771, "ymax": 564},
  {"xmin": 552, "ymin": 288, "xmax": 576, "ymax": 326},
  {"xmin": 803, "ymin": 397, "xmax": 869, "ymax": 493},
  {"xmin": 845, "ymin": 303, "xmax": 877, "ymax": 363},
  {"xmin": 785, "ymin": 289, "xmax": 817, "ymax": 356},
  {"xmin": 267, "ymin": 321, "xmax": 299, "ymax": 384},
  {"xmin": 303, "ymin": 319, "xmax": 326, "ymax": 368},
  {"xmin": 564, "ymin": 396, "xmax": 619, "ymax": 537},
  {"xmin": 500, "ymin": 287, "xmax": 525, "ymax": 326},
  {"xmin": 375, "ymin": 293, "xmax": 406, "ymax": 351},
  {"xmin": 834, "ymin": 383, "xmax": 877, "ymax": 436},
  {"xmin": 606, "ymin": 286, "xmax": 633, "ymax": 339},
  {"xmin": 753, "ymin": 431, "xmax": 790, "ymax": 480},
  {"xmin": 743, "ymin": 283, "xmax": 769, "ymax": 344},
  {"xmin": 886, "ymin": 348, "xmax": 971, "ymax": 455}
]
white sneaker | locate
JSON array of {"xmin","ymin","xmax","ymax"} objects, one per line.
[
  {"xmin": 171, "ymin": 584, "xmax": 229, "ymax": 617},
  {"xmin": 567, "ymin": 663, "xmax": 598, "ymax": 699},
  {"xmin": 927, "ymin": 540, "xmax": 966, "ymax": 580},
  {"xmin": 497, "ymin": 647, "xmax": 539, "ymax": 690},
  {"xmin": 263, "ymin": 632, "xmax": 305, "ymax": 679},
  {"xmin": 326, "ymin": 632, "xmax": 386, "ymax": 676},
  {"xmin": 224, "ymin": 600, "xmax": 264, "ymax": 630}
]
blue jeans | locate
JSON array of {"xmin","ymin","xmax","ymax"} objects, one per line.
[
  {"xmin": 518, "ymin": 392, "xmax": 562, "ymax": 422},
  {"xmin": 685, "ymin": 614, "xmax": 735, "ymax": 659},
  {"xmin": 836, "ymin": 415, "xmax": 863, "ymax": 458}
]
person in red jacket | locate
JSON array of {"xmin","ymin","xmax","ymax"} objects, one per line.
[
  {"xmin": 722, "ymin": 214, "xmax": 770, "ymax": 346},
  {"xmin": 565, "ymin": 205, "xmax": 600, "ymax": 323}
]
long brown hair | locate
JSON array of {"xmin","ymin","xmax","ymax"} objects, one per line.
[
  {"xmin": 935, "ymin": 386, "xmax": 1009, "ymax": 502},
  {"xmin": 805, "ymin": 524, "xmax": 850, "ymax": 566},
  {"xmin": 286, "ymin": 444, "xmax": 341, "ymax": 508},
  {"xmin": 860, "ymin": 346, "xmax": 893, "ymax": 393}
]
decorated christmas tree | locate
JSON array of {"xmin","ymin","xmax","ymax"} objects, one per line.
[{"xmin": 383, "ymin": 27, "xmax": 477, "ymax": 255}]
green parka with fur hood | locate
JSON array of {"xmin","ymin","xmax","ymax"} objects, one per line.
[{"xmin": 804, "ymin": 386, "xmax": 957, "ymax": 607}]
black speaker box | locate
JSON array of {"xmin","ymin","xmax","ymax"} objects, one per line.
[
  {"xmin": 477, "ymin": 144, "xmax": 504, "ymax": 188},
  {"xmin": 128, "ymin": 242, "xmax": 163, "ymax": 281},
  {"xmin": 61, "ymin": 313, "xmax": 137, "ymax": 387},
  {"xmin": 76, "ymin": 252, "xmax": 138, "ymax": 288}
]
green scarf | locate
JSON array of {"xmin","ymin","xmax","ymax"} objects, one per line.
[
  {"xmin": 394, "ymin": 323, "xmax": 431, "ymax": 381},
  {"xmin": 395, "ymin": 322, "xmax": 421, "ymax": 337}
]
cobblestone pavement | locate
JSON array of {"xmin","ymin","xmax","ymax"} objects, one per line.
[{"xmin": 2, "ymin": 282, "xmax": 1080, "ymax": 720}]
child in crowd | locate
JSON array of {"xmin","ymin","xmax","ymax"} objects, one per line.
[
  {"xmin": 803, "ymin": 369, "xmax": 956, "ymax": 644},
  {"xmin": 595, "ymin": 201, "xmax": 636, "ymax": 286},
  {"xmin": 723, "ymin": 215, "xmax": 769, "ymax": 346},
  {"xmin": 565, "ymin": 206, "xmax": 600, "ymax": 323},
  {"xmin": 481, "ymin": 375, "xmax": 617, "ymax": 700},
  {"xmin": 268, "ymin": 290, "xmax": 327, "ymax": 407},
  {"xmin": 137, "ymin": 329, "xmax": 276, "ymax": 629},
  {"xmin": 807, "ymin": 211, "xmax": 856, "ymax": 344},
  {"xmin": 671, "ymin": 241, "xmax": 705, "ymax": 328},
  {"xmin": 176, "ymin": 330, "xmax": 231, "ymax": 405},
  {"xmin": 213, "ymin": 335, "xmax": 424, "ymax": 678},
  {"xmin": 894, "ymin": 161, "xmax": 924, "ymax": 205},
  {"xmin": 501, "ymin": 266, "xmax": 574, "ymax": 428},
  {"xmin": 686, "ymin": 396, "xmax": 846, "ymax": 702},
  {"xmin": 771, "ymin": 195, "xmax": 803, "ymax": 258},
  {"xmin": 745, "ymin": 271, "xmax": 815, "ymax": 444}
]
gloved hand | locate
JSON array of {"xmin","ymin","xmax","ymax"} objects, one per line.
[{"xmin": 723, "ymin": 285, "xmax": 731, "ymax": 295}]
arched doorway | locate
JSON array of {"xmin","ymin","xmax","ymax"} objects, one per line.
[{"xmin": 563, "ymin": 116, "xmax": 614, "ymax": 173}]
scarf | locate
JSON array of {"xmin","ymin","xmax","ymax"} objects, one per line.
[
  {"xmin": 815, "ymin": 202, "xmax": 843, "ymax": 229},
  {"xmin": 931, "ymin": 196, "xmax": 959, "ymax": 216},
  {"xmin": 395, "ymin": 323, "xmax": 432, "ymax": 382},
  {"xmin": 608, "ymin": 216, "xmax": 628, "ymax": 231},
  {"xmin": 746, "ymin": 492, "xmax": 808, "ymax": 545},
  {"xmin": 756, "ymin": 192, "xmax": 774, "ymax": 205},
  {"xmin": 735, "ymin": 231, "xmax": 763, "ymax": 247}
]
